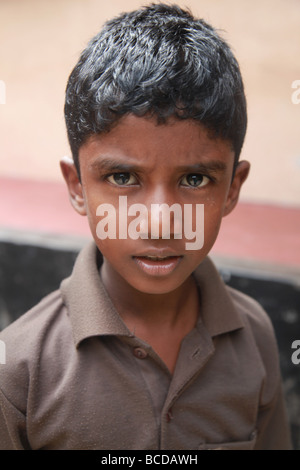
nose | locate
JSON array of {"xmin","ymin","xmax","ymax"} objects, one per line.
[{"xmin": 138, "ymin": 188, "xmax": 183, "ymax": 240}]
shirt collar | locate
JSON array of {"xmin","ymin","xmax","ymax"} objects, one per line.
[
  {"xmin": 192, "ymin": 257, "xmax": 245, "ymax": 337},
  {"xmin": 60, "ymin": 242, "xmax": 131, "ymax": 347},
  {"xmin": 60, "ymin": 242, "xmax": 244, "ymax": 347}
]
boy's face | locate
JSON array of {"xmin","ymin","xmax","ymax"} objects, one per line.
[{"xmin": 61, "ymin": 115, "xmax": 249, "ymax": 295}]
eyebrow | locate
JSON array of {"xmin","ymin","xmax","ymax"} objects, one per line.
[
  {"xmin": 176, "ymin": 161, "xmax": 228, "ymax": 174},
  {"xmin": 90, "ymin": 157, "xmax": 228, "ymax": 174},
  {"xmin": 90, "ymin": 158, "xmax": 138, "ymax": 173}
]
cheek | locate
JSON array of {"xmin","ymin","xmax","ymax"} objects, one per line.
[
  {"xmin": 93, "ymin": 239, "xmax": 135, "ymax": 280},
  {"xmin": 82, "ymin": 188, "xmax": 113, "ymax": 239},
  {"xmin": 203, "ymin": 201, "xmax": 224, "ymax": 248}
]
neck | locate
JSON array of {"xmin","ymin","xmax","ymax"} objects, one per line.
[
  {"xmin": 100, "ymin": 258, "xmax": 200, "ymax": 374},
  {"xmin": 100, "ymin": 260, "xmax": 199, "ymax": 330}
]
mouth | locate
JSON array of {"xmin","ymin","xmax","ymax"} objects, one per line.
[
  {"xmin": 132, "ymin": 254, "xmax": 183, "ymax": 276},
  {"xmin": 140, "ymin": 255, "xmax": 177, "ymax": 260}
]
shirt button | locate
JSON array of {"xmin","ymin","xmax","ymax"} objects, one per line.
[{"xmin": 133, "ymin": 347, "xmax": 148, "ymax": 359}]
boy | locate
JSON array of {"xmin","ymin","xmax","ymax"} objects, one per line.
[{"xmin": 0, "ymin": 3, "xmax": 292, "ymax": 449}]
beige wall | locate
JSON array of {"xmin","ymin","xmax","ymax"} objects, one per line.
[{"xmin": 0, "ymin": 0, "xmax": 299, "ymax": 206}]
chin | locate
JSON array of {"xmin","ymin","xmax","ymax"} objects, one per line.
[{"xmin": 127, "ymin": 275, "xmax": 190, "ymax": 296}]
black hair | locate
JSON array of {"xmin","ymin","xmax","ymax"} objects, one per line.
[{"xmin": 64, "ymin": 3, "xmax": 247, "ymax": 175}]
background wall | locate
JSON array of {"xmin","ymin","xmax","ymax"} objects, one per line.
[
  {"xmin": 0, "ymin": 0, "xmax": 299, "ymax": 449},
  {"xmin": 0, "ymin": 0, "xmax": 300, "ymax": 207}
]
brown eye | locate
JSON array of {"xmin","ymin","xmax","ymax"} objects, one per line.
[
  {"xmin": 181, "ymin": 174, "xmax": 209, "ymax": 188},
  {"xmin": 107, "ymin": 172, "xmax": 137, "ymax": 186}
]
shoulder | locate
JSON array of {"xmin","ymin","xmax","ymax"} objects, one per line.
[
  {"xmin": 225, "ymin": 284, "xmax": 275, "ymax": 338},
  {"xmin": 225, "ymin": 284, "xmax": 281, "ymax": 403},
  {"xmin": 0, "ymin": 289, "xmax": 66, "ymax": 347},
  {"xmin": 0, "ymin": 290, "xmax": 71, "ymax": 410}
]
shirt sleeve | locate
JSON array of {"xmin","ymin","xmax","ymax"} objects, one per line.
[
  {"xmin": 232, "ymin": 289, "xmax": 293, "ymax": 450},
  {"xmin": 0, "ymin": 387, "xmax": 30, "ymax": 450},
  {"xmin": 254, "ymin": 381, "xmax": 293, "ymax": 450}
]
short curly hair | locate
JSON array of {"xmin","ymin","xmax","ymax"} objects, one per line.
[{"xmin": 64, "ymin": 3, "xmax": 247, "ymax": 176}]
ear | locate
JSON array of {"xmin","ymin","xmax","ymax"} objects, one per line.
[
  {"xmin": 60, "ymin": 156, "xmax": 87, "ymax": 216},
  {"xmin": 223, "ymin": 160, "xmax": 250, "ymax": 217}
]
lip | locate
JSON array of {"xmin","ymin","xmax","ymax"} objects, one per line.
[
  {"xmin": 132, "ymin": 254, "xmax": 183, "ymax": 276},
  {"xmin": 133, "ymin": 248, "xmax": 181, "ymax": 258}
]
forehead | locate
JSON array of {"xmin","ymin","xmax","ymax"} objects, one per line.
[{"xmin": 79, "ymin": 114, "xmax": 234, "ymax": 170}]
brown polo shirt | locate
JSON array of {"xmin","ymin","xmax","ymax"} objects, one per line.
[{"xmin": 0, "ymin": 242, "xmax": 292, "ymax": 450}]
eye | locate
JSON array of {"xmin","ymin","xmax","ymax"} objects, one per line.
[
  {"xmin": 181, "ymin": 173, "xmax": 210, "ymax": 188},
  {"xmin": 106, "ymin": 172, "xmax": 138, "ymax": 186}
]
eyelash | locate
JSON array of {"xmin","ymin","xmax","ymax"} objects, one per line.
[
  {"xmin": 104, "ymin": 172, "xmax": 213, "ymax": 188},
  {"xmin": 105, "ymin": 172, "xmax": 138, "ymax": 186}
]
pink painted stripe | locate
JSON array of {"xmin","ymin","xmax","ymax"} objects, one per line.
[
  {"xmin": 212, "ymin": 202, "xmax": 300, "ymax": 267},
  {"xmin": 0, "ymin": 177, "xmax": 299, "ymax": 267},
  {"xmin": 0, "ymin": 177, "xmax": 89, "ymax": 236}
]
